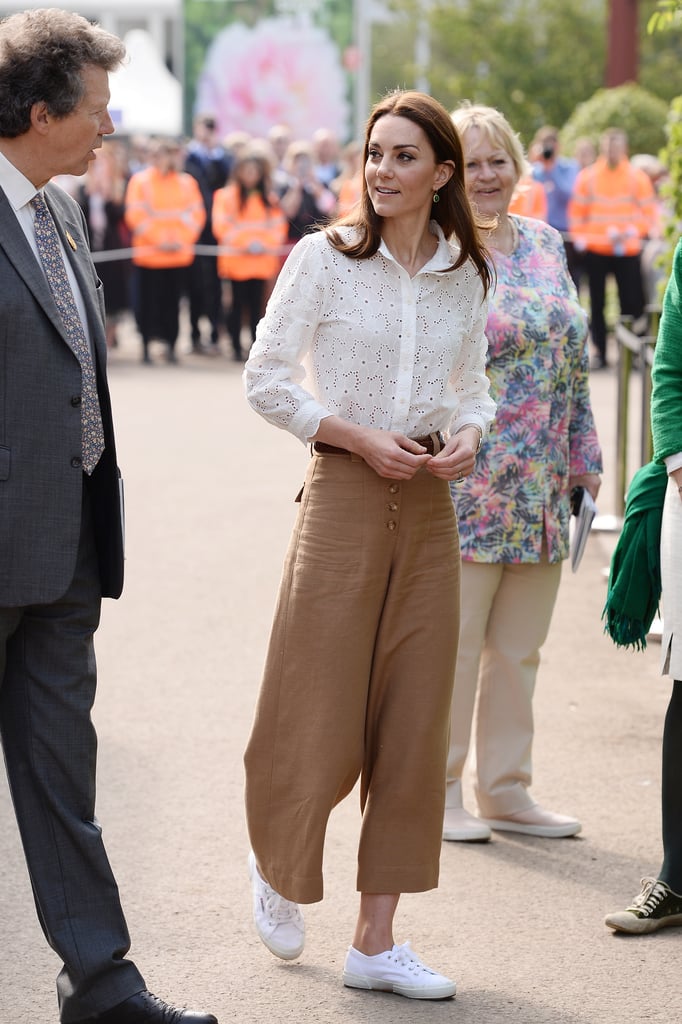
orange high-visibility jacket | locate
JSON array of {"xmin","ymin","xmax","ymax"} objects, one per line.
[
  {"xmin": 212, "ymin": 185, "xmax": 287, "ymax": 281},
  {"xmin": 124, "ymin": 167, "xmax": 205, "ymax": 268},
  {"xmin": 336, "ymin": 173, "xmax": 362, "ymax": 216},
  {"xmin": 568, "ymin": 157, "xmax": 656, "ymax": 256},
  {"xmin": 508, "ymin": 177, "xmax": 547, "ymax": 221}
]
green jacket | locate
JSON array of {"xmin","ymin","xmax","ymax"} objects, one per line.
[{"xmin": 652, "ymin": 238, "xmax": 682, "ymax": 464}]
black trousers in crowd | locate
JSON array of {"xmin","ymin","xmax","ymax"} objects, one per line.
[
  {"xmin": 133, "ymin": 265, "xmax": 189, "ymax": 360},
  {"xmin": 583, "ymin": 251, "xmax": 645, "ymax": 366},
  {"xmin": 226, "ymin": 277, "xmax": 266, "ymax": 360}
]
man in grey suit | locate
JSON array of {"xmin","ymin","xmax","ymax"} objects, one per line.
[{"xmin": 0, "ymin": 11, "xmax": 217, "ymax": 1024}]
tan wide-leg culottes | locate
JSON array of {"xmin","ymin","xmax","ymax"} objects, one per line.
[{"xmin": 244, "ymin": 447, "xmax": 460, "ymax": 904}]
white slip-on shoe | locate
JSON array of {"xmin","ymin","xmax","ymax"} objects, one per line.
[
  {"xmin": 247, "ymin": 850, "xmax": 305, "ymax": 960},
  {"xmin": 343, "ymin": 941, "xmax": 456, "ymax": 1000},
  {"xmin": 480, "ymin": 804, "xmax": 581, "ymax": 838},
  {"xmin": 442, "ymin": 806, "xmax": 492, "ymax": 842}
]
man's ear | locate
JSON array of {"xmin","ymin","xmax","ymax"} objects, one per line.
[{"xmin": 30, "ymin": 102, "xmax": 50, "ymax": 136}]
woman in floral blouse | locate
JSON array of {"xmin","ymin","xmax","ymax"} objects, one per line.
[{"xmin": 443, "ymin": 103, "xmax": 602, "ymax": 843}]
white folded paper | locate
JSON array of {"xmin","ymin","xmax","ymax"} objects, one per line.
[{"xmin": 570, "ymin": 487, "xmax": 598, "ymax": 573}]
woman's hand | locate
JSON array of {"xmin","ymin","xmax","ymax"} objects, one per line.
[
  {"xmin": 425, "ymin": 426, "xmax": 480, "ymax": 482},
  {"xmin": 353, "ymin": 431, "xmax": 434, "ymax": 479},
  {"xmin": 311, "ymin": 419, "xmax": 433, "ymax": 480},
  {"xmin": 569, "ymin": 472, "xmax": 601, "ymax": 501}
]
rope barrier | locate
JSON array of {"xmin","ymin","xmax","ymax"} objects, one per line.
[
  {"xmin": 90, "ymin": 242, "xmax": 294, "ymax": 264},
  {"xmin": 89, "ymin": 233, "xmax": 657, "ymax": 264}
]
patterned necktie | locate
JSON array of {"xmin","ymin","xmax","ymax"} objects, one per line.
[{"xmin": 30, "ymin": 192, "xmax": 104, "ymax": 475}]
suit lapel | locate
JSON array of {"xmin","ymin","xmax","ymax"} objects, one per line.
[
  {"xmin": 0, "ymin": 184, "xmax": 107, "ymax": 369},
  {"xmin": 0, "ymin": 185, "xmax": 69, "ymax": 344}
]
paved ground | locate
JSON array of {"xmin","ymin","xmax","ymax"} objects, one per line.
[{"xmin": 1, "ymin": 320, "xmax": 680, "ymax": 1023}]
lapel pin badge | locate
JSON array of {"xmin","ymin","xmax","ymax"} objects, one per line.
[{"xmin": 66, "ymin": 231, "xmax": 77, "ymax": 251}]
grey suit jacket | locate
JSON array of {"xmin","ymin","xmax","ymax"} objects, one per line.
[{"xmin": 0, "ymin": 181, "xmax": 124, "ymax": 605}]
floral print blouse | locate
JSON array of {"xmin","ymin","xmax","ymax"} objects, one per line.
[{"xmin": 452, "ymin": 216, "xmax": 602, "ymax": 564}]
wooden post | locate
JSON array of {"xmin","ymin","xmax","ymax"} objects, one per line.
[{"xmin": 607, "ymin": 0, "xmax": 639, "ymax": 85}]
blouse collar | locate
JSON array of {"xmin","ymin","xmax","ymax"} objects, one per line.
[{"xmin": 378, "ymin": 220, "xmax": 459, "ymax": 274}]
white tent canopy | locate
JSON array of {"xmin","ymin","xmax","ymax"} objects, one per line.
[{"xmin": 108, "ymin": 29, "xmax": 182, "ymax": 137}]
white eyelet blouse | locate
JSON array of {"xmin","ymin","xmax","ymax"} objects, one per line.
[{"xmin": 244, "ymin": 221, "xmax": 496, "ymax": 444}]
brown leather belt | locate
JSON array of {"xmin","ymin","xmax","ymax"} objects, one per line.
[{"xmin": 313, "ymin": 433, "xmax": 443, "ymax": 457}]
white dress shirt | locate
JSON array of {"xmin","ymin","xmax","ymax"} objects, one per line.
[{"xmin": 245, "ymin": 222, "xmax": 495, "ymax": 444}]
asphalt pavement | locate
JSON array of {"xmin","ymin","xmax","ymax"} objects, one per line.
[{"xmin": 1, "ymin": 318, "xmax": 679, "ymax": 1024}]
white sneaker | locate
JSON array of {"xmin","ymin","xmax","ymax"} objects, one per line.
[
  {"xmin": 343, "ymin": 941, "xmax": 456, "ymax": 1000},
  {"xmin": 247, "ymin": 850, "xmax": 305, "ymax": 960},
  {"xmin": 480, "ymin": 804, "xmax": 581, "ymax": 838},
  {"xmin": 442, "ymin": 807, "xmax": 492, "ymax": 842}
]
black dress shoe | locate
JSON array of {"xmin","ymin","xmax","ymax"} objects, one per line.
[{"xmin": 86, "ymin": 990, "xmax": 218, "ymax": 1023}]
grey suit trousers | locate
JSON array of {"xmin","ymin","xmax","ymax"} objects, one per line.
[{"xmin": 0, "ymin": 486, "xmax": 144, "ymax": 1022}]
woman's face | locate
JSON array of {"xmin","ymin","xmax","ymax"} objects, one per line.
[
  {"xmin": 365, "ymin": 114, "xmax": 452, "ymax": 221},
  {"xmin": 238, "ymin": 159, "xmax": 262, "ymax": 189},
  {"xmin": 461, "ymin": 126, "xmax": 518, "ymax": 219}
]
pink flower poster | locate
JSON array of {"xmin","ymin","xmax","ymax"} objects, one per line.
[{"xmin": 185, "ymin": 2, "xmax": 352, "ymax": 142}]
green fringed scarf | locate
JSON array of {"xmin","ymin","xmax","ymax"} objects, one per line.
[{"xmin": 602, "ymin": 461, "xmax": 668, "ymax": 650}]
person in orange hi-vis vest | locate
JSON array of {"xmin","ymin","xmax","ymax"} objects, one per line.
[
  {"xmin": 508, "ymin": 175, "xmax": 548, "ymax": 221},
  {"xmin": 124, "ymin": 138, "xmax": 205, "ymax": 364},
  {"xmin": 568, "ymin": 127, "xmax": 656, "ymax": 369},
  {"xmin": 331, "ymin": 139, "xmax": 363, "ymax": 217},
  {"xmin": 212, "ymin": 147, "xmax": 287, "ymax": 361}
]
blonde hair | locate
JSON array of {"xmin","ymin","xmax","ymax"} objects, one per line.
[{"xmin": 451, "ymin": 103, "xmax": 529, "ymax": 184}]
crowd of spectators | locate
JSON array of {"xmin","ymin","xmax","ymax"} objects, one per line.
[
  {"xmin": 59, "ymin": 118, "xmax": 361, "ymax": 363},
  {"xmin": 58, "ymin": 115, "xmax": 666, "ymax": 369}
]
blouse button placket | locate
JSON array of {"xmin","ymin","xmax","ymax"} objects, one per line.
[{"xmin": 392, "ymin": 271, "xmax": 418, "ymax": 433}]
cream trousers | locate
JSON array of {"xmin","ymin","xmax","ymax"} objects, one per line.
[{"xmin": 445, "ymin": 556, "xmax": 562, "ymax": 818}]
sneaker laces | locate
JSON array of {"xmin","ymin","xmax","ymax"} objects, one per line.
[
  {"xmin": 260, "ymin": 883, "xmax": 302, "ymax": 927},
  {"xmin": 387, "ymin": 941, "xmax": 437, "ymax": 977},
  {"xmin": 630, "ymin": 877, "xmax": 670, "ymax": 915}
]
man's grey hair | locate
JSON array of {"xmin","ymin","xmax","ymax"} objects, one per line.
[{"xmin": 0, "ymin": 8, "xmax": 125, "ymax": 138}]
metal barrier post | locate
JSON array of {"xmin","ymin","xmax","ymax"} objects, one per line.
[
  {"xmin": 598, "ymin": 318, "xmax": 655, "ymax": 531},
  {"xmin": 613, "ymin": 321, "xmax": 634, "ymax": 520},
  {"xmin": 641, "ymin": 338, "xmax": 655, "ymax": 466}
]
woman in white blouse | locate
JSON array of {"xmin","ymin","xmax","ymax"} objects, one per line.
[{"xmin": 243, "ymin": 90, "xmax": 495, "ymax": 1000}]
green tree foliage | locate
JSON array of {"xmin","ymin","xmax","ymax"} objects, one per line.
[
  {"xmin": 374, "ymin": 0, "xmax": 604, "ymax": 146},
  {"xmin": 560, "ymin": 83, "xmax": 668, "ymax": 157},
  {"xmin": 371, "ymin": 0, "xmax": 681, "ymax": 148},
  {"xmin": 639, "ymin": 0, "xmax": 682, "ymax": 287},
  {"xmin": 650, "ymin": 93, "xmax": 682, "ymax": 289},
  {"xmin": 640, "ymin": 0, "xmax": 682, "ymax": 104},
  {"xmin": 648, "ymin": 0, "xmax": 682, "ymax": 32}
]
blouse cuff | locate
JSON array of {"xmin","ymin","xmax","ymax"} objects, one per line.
[{"xmin": 664, "ymin": 452, "xmax": 682, "ymax": 474}]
